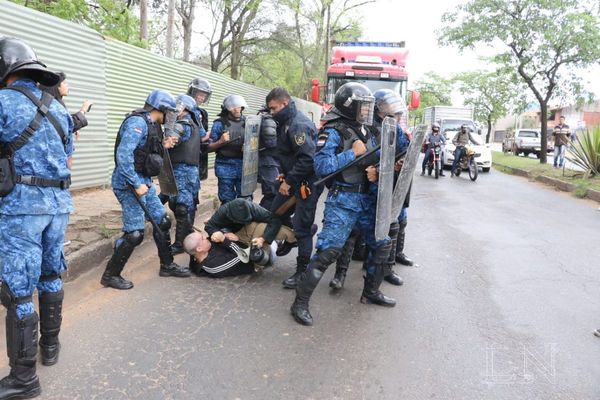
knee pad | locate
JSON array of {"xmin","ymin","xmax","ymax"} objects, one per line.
[
  {"xmin": 124, "ymin": 230, "xmax": 144, "ymax": 246},
  {"xmin": 158, "ymin": 215, "xmax": 171, "ymax": 231},
  {"xmin": 313, "ymin": 248, "xmax": 342, "ymax": 272},
  {"xmin": 0, "ymin": 282, "xmax": 32, "ymax": 311},
  {"xmin": 175, "ymin": 204, "xmax": 189, "ymax": 218}
]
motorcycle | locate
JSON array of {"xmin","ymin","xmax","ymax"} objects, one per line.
[
  {"xmin": 453, "ymin": 145, "xmax": 478, "ymax": 181},
  {"xmin": 426, "ymin": 143, "xmax": 442, "ymax": 179}
]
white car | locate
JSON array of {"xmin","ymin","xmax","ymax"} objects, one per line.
[{"xmin": 442, "ymin": 131, "xmax": 492, "ymax": 172}]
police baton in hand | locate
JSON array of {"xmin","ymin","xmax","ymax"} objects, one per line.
[
  {"xmin": 127, "ymin": 184, "xmax": 163, "ymax": 237},
  {"xmin": 314, "ymin": 144, "xmax": 381, "ymax": 187}
]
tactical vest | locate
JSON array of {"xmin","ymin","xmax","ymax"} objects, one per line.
[
  {"xmin": 216, "ymin": 117, "xmax": 245, "ymax": 159},
  {"xmin": 323, "ymin": 120, "xmax": 376, "ymax": 185},
  {"xmin": 114, "ymin": 109, "xmax": 165, "ymax": 177},
  {"xmin": 169, "ymin": 120, "xmax": 201, "ymax": 166}
]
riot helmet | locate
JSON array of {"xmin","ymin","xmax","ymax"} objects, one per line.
[
  {"xmin": 187, "ymin": 78, "xmax": 212, "ymax": 105},
  {"xmin": 0, "ymin": 37, "xmax": 59, "ymax": 87},
  {"xmin": 176, "ymin": 94, "xmax": 196, "ymax": 113},
  {"xmin": 223, "ymin": 94, "xmax": 248, "ymax": 111},
  {"xmin": 333, "ymin": 82, "xmax": 375, "ymax": 126},
  {"xmin": 373, "ymin": 89, "xmax": 405, "ymax": 117},
  {"xmin": 145, "ymin": 89, "xmax": 177, "ymax": 113}
]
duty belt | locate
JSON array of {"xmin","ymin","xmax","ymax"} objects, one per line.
[
  {"xmin": 331, "ymin": 183, "xmax": 370, "ymax": 194},
  {"xmin": 16, "ymin": 175, "xmax": 71, "ymax": 189}
]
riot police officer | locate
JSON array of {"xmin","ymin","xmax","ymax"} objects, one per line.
[
  {"xmin": 100, "ymin": 89, "xmax": 191, "ymax": 290},
  {"xmin": 168, "ymin": 94, "xmax": 206, "ymax": 254},
  {"xmin": 290, "ymin": 83, "xmax": 396, "ymax": 326},
  {"xmin": 266, "ymin": 87, "xmax": 320, "ymax": 289},
  {"xmin": 329, "ymin": 88, "xmax": 410, "ymax": 290},
  {"xmin": 186, "ymin": 78, "xmax": 211, "ymax": 181},
  {"xmin": 208, "ymin": 94, "xmax": 248, "ymax": 204},
  {"xmin": 0, "ymin": 37, "xmax": 73, "ymax": 399}
]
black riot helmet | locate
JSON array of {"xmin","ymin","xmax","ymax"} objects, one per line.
[
  {"xmin": 0, "ymin": 37, "xmax": 59, "ymax": 87},
  {"xmin": 332, "ymin": 82, "xmax": 375, "ymax": 126},
  {"xmin": 187, "ymin": 78, "xmax": 212, "ymax": 105}
]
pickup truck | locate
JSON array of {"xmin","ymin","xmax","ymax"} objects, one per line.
[{"xmin": 502, "ymin": 129, "xmax": 544, "ymax": 158}]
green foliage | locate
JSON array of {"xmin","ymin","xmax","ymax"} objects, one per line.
[
  {"xmin": 11, "ymin": 0, "xmax": 146, "ymax": 47},
  {"xmin": 567, "ymin": 127, "xmax": 600, "ymax": 177},
  {"xmin": 411, "ymin": 71, "xmax": 454, "ymax": 124},
  {"xmin": 573, "ymin": 180, "xmax": 590, "ymax": 198},
  {"xmin": 454, "ymin": 69, "xmax": 526, "ymax": 142}
]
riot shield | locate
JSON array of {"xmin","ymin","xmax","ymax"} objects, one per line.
[
  {"xmin": 240, "ymin": 115, "xmax": 261, "ymax": 197},
  {"xmin": 390, "ymin": 125, "xmax": 427, "ymax": 220},
  {"xmin": 158, "ymin": 150, "xmax": 178, "ymax": 196},
  {"xmin": 375, "ymin": 116, "xmax": 397, "ymax": 241}
]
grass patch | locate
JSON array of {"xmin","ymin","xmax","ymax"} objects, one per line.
[
  {"xmin": 492, "ymin": 151, "xmax": 600, "ymax": 193},
  {"xmin": 99, "ymin": 224, "xmax": 120, "ymax": 239}
]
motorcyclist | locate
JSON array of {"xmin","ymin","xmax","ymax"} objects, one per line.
[
  {"xmin": 421, "ymin": 123, "xmax": 446, "ymax": 176},
  {"xmin": 451, "ymin": 124, "xmax": 477, "ymax": 177}
]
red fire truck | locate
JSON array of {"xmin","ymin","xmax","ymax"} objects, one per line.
[{"xmin": 310, "ymin": 41, "xmax": 420, "ymax": 131}]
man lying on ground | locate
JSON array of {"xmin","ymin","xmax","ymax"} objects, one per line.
[{"xmin": 183, "ymin": 199, "xmax": 296, "ymax": 277}]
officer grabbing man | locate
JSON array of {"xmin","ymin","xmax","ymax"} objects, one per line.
[
  {"xmin": 101, "ymin": 89, "xmax": 191, "ymax": 290},
  {"xmin": 0, "ymin": 37, "xmax": 74, "ymax": 399},
  {"xmin": 266, "ymin": 87, "xmax": 321, "ymax": 289},
  {"xmin": 208, "ymin": 95, "xmax": 248, "ymax": 204},
  {"xmin": 290, "ymin": 83, "xmax": 396, "ymax": 326}
]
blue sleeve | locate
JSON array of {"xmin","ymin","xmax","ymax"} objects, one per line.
[
  {"xmin": 65, "ymin": 114, "xmax": 75, "ymax": 156},
  {"xmin": 178, "ymin": 120, "xmax": 193, "ymax": 144},
  {"xmin": 210, "ymin": 120, "xmax": 223, "ymax": 143},
  {"xmin": 396, "ymin": 125, "xmax": 410, "ymax": 154},
  {"xmin": 314, "ymin": 128, "xmax": 356, "ymax": 178},
  {"xmin": 115, "ymin": 117, "xmax": 145, "ymax": 188}
]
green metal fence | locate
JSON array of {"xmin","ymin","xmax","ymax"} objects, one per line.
[{"xmin": 0, "ymin": 0, "xmax": 322, "ymax": 189}]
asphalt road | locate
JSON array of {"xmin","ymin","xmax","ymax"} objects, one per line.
[{"xmin": 3, "ymin": 168, "xmax": 600, "ymax": 399}]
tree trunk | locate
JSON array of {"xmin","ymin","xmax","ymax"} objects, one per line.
[
  {"xmin": 486, "ymin": 115, "xmax": 492, "ymax": 144},
  {"xmin": 539, "ymin": 101, "xmax": 548, "ymax": 164},
  {"xmin": 139, "ymin": 0, "xmax": 148, "ymax": 42},
  {"xmin": 166, "ymin": 0, "xmax": 176, "ymax": 58}
]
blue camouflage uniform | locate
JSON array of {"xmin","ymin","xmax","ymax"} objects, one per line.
[
  {"xmin": 0, "ymin": 79, "xmax": 74, "ymax": 319},
  {"xmin": 210, "ymin": 118, "xmax": 244, "ymax": 203},
  {"xmin": 314, "ymin": 126, "xmax": 388, "ymax": 276},
  {"xmin": 112, "ymin": 112, "xmax": 166, "ymax": 232},
  {"xmin": 170, "ymin": 113, "xmax": 204, "ymax": 210}
]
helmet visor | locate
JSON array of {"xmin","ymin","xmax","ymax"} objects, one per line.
[{"xmin": 355, "ymin": 95, "xmax": 375, "ymax": 126}]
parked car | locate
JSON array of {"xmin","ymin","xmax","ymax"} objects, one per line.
[
  {"xmin": 502, "ymin": 129, "xmax": 547, "ymax": 158},
  {"xmin": 443, "ymin": 131, "xmax": 492, "ymax": 172}
]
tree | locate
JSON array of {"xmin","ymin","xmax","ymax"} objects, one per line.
[
  {"xmin": 165, "ymin": 0, "xmax": 176, "ymax": 58},
  {"xmin": 439, "ymin": 0, "xmax": 600, "ymax": 163},
  {"xmin": 177, "ymin": 0, "xmax": 197, "ymax": 61},
  {"xmin": 411, "ymin": 71, "xmax": 454, "ymax": 125},
  {"xmin": 454, "ymin": 70, "xmax": 526, "ymax": 143}
]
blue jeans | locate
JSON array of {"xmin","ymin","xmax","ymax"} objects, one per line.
[
  {"xmin": 451, "ymin": 146, "xmax": 465, "ymax": 173},
  {"xmin": 554, "ymin": 144, "xmax": 566, "ymax": 167}
]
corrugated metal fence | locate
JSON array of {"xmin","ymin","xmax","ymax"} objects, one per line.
[{"xmin": 0, "ymin": 0, "xmax": 322, "ymax": 189}]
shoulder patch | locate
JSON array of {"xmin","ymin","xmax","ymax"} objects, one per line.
[{"xmin": 294, "ymin": 132, "xmax": 306, "ymax": 146}]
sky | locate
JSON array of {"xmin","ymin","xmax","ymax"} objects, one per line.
[{"xmin": 357, "ymin": 0, "xmax": 600, "ymax": 106}]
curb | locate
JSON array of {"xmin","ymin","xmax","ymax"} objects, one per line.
[
  {"xmin": 63, "ymin": 198, "xmax": 216, "ymax": 283},
  {"xmin": 492, "ymin": 161, "xmax": 599, "ymax": 203}
]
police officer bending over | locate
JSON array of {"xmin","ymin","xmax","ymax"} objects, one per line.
[
  {"xmin": 266, "ymin": 87, "xmax": 321, "ymax": 289},
  {"xmin": 0, "ymin": 37, "xmax": 74, "ymax": 399},
  {"xmin": 100, "ymin": 89, "xmax": 191, "ymax": 290},
  {"xmin": 183, "ymin": 199, "xmax": 295, "ymax": 277}
]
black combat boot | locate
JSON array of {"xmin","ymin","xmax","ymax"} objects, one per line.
[
  {"xmin": 153, "ymin": 217, "xmax": 190, "ymax": 278},
  {"xmin": 38, "ymin": 290, "xmax": 63, "ymax": 366},
  {"xmin": 384, "ymin": 222, "xmax": 403, "ymax": 286},
  {"xmin": 360, "ymin": 267, "xmax": 396, "ymax": 307},
  {"xmin": 290, "ymin": 249, "xmax": 341, "ymax": 326},
  {"xmin": 282, "ymin": 255, "xmax": 309, "ymax": 289},
  {"xmin": 0, "ymin": 307, "xmax": 41, "ymax": 400},
  {"xmin": 101, "ymin": 231, "xmax": 143, "ymax": 290},
  {"xmin": 171, "ymin": 205, "xmax": 191, "ymax": 255},
  {"xmin": 395, "ymin": 220, "xmax": 414, "ymax": 266},
  {"xmin": 329, "ymin": 232, "xmax": 356, "ymax": 290}
]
